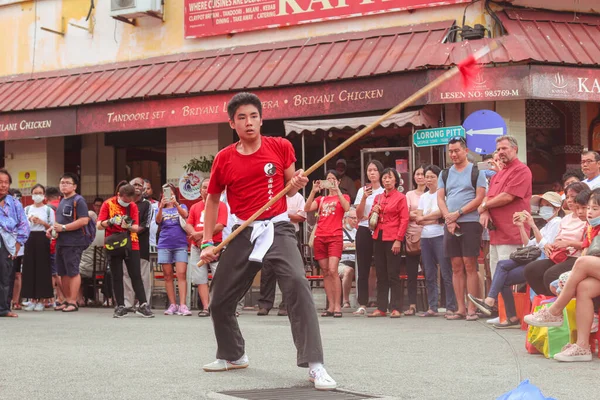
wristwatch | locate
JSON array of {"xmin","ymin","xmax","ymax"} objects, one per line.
[
  {"xmin": 62, "ymin": 224, "xmax": 67, "ymax": 232},
  {"xmin": 481, "ymin": 202, "xmax": 487, "ymax": 211},
  {"xmin": 458, "ymin": 208, "xmax": 464, "ymax": 216}
]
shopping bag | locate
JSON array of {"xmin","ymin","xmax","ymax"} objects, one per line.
[
  {"xmin": 528, "ymin": 299, "xmax": 576, "ymax": 359},
  {"xmin": 524, "ymin": 295, "xmax": 554, "ymax": 354},
  {"xmin": 496, "ymin": 379, "xmax": 556, "ymax": 400},
  {"xmin": 498, "ymin": 292, "xmax": 531, "ymax": 326}
]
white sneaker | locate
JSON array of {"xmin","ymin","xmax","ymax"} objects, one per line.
[
  {"xmin": 34, "ymin": 303, "xmax": 44, "ymax": 312},
  {"xmin": 23, "ymin": 303, "xmax": 35, "ymax": 311},
  {"xmin": 203, "ymin": 354, "xmax": 249, "ymax": 372},
  {"xmin": 486, "ymin": 317, "xmax": 500, "ymax": 325},
  {"xmin": 309, "ymin": 367, "xmax": 337, "ymax": 391}
]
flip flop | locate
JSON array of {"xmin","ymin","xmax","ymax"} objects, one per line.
[
  {"xmin": 466, "ymin": 313, "xmax": 479, "ymax": 321},
  {"xmin": 419, "ymin": 310, "xmax": 438, "ymax": 317},
  {"xmin": 321, "ymin": 311, "xmax": 334, "ymax": 317},
  {"xmin": 62, "ymin": 303, "xmax": 79, "ymax": 313},
  {"xmin": 446, "ymin": 313, "xmax": 466, "ymax": 320},
  {"xmin": 403, "ymin": 306, "xmax": 417, "ymax": 316},
  {"xmin": 54, "ymin": 301, "xmax": 68, "ymax": 311},
  {"xmin": 333, "ymin": 312, "xmax": 343, "ymax": 318}
]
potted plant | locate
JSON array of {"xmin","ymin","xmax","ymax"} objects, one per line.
[{"xmin": 183, "ymin": 155, "xmax": 215, "ymax": 174}]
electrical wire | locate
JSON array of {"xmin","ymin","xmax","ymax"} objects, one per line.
[
  {"xmin": 477, "ymin": 319, "xmax": 523, "ymax": 386},
  {"xmin": 485, "ymin": 0, "xmax": 506, "ymax": 36},
  {"xmin": 462, "ymin": 0, "xmax": 482, "ymax": 28}
]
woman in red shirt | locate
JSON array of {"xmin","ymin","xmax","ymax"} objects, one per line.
[
  {"xmin": 305, "ymin": 170, "xmax": 351, "ymax": 318},
  {"xmin": 368, "ymin": 168, "xmax": 409, "ymax": 318}
]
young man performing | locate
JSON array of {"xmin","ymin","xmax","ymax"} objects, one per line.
[{"xmin": 200, "ymin": 93, "xmax": 336, "ymax": 391}]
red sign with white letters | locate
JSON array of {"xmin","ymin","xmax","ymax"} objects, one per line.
[{"xmin": 184, "ymin": 0, "xmax": 469, "ymax": 38}]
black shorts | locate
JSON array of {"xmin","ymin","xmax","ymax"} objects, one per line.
[
  {"xmin": 56, "ymin": 245, "xmax": 86, "ymax": 277},
  {"xmin": 443, "ymin": 222, "xmax": 483, "ymax": 258}
]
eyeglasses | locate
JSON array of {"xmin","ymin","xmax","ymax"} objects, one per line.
[
  {"xmin": 448, "ymin": 136, "xmax": 466, "ymax": 144},
  {"xmin": 581, "ymin": 160, "xmax": 597, "ymax": 165},
  {"xmin": 59, "ymin": 182, "xmax": 74, "ymax": 186}
]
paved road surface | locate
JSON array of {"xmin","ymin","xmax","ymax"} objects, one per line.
[{"xmin": 1, "ymin": 308, "xmax": 597, "ymax": 399}]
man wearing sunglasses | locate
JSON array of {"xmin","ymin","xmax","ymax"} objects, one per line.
[{"xmin": 438, "ymin": 136, "xmax": 487, "ymax": 321}]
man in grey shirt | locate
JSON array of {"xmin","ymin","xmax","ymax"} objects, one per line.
[{"xmin": 438, "ymin": 136, "xmax": 486, "ymax": 321}]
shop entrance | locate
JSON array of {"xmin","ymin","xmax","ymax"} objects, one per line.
[{"xmin": 360, "ymin": 147, "xmax": 413, "ymax": 193}]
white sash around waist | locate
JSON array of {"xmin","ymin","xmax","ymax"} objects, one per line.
[{"xmin": 234, "ymin": 212, "xmax": 290, "ymax": 262}]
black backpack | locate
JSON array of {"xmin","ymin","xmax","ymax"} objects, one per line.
[{"xmin": 441, "ymin": 165, "xmax": 480, "ymax": 190}]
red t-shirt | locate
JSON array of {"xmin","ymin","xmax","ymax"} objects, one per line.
[
  {"xmin": 187, "ymin": 200, "xmax": 229, "ymax": 244},
  {"xmin": 582, "ymin": 224, "xmax": 600, "ymax": 249},
  {"xmin": 314, "ymin": 195, "xmax": 350, "ymax": 238},
  {"xmin": 208, "ymin": 136, "xmax": 296, "ymax": 220},
  {"xmin": 488, "ymin": 158, "xmax": 533, "ymax": 245},
  {"xmin": 98, "ymin": 197, "xmax": 140, "ymax": 251}
]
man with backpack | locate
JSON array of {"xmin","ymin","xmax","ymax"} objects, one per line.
[
  {"xmin": 438, "ymin": 137, "xmax": 487, "ymax": 321},
  {"xmin": 49, "ymin": 173, "xmax": 92, "ymax": 313}
]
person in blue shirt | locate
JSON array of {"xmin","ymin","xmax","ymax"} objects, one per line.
[{"xmin": 0, "ymin": 169, "xmax": 30, "ymax": 318}]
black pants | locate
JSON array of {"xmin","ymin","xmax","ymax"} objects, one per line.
[
  {"xmin": 523, "ymin": 257, "xmax": 577, "ymax": 296},
  {"xmin": 0, "ymin": 238, "xmax": 12, "ymax": 316},
  {"xmin": 210, "ymin": 222, "xmax": 323, "ymax": 367},
  {"xmin": 405, "ymin": 253, "xmax": 420, "ymax": 305},
  {"xmin": 110, "ymin": 250, "xmax": 147, "ymax": 307},
  {"xmin": 21, "ymin": 232, "xmax": 53, "ymax": 300},
  {"xmin": 355, "ymin": 226, "xmax": 374, "ymax": 306},
  {"xmin": 257, "ymin": 232, "xmax": 303, "ymax": 311},
  {"xmin": 373, "ymin": 234, "xmax": 402, "ymax": 312}
]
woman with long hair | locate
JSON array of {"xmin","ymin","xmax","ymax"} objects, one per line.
[
  {"xmin": 368, "ymin": 168, "xmax": 409, "ymax": 318},
  {"xmin": 305, "ymin": 170, "xmax": 350, "ymax": 318},
  {"xmin": 156, "ymin": 183, "xmax": 190, "ymax": 316},
  {"xmin": 21, "ymin": 184, "xmax": 54, "ymax": 312},
  {"xmin": 353, "ymin": 160, "xmax": 384, "ymax": 315},
  {"xmin": 403, "ymin": 164, "xmax": 427, "ymax": 316}
]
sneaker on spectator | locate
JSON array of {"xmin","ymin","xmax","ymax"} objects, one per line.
[
  {"xmin": 164, "ymin": 304, "xmax": 179, "ymax": 315},
  {"xmin": 486, "ymin": 316, "xmax": 500, "ymax": 325},
  {"xmin": 309, "ymin": 366, "xmax": 337, "ymax": 391},
  {"xmin": 136, "ymin": 303, "xmax": 154, "ymax": 318},
  {"xmin": 203, "ymin": 354, "xmax": 249, "ymax": 372},
  {"xmin": 177, "ymin": 304, "xmax": 192, "ymax": 316},
  {"xmin": 33, "ymin": 303, "xmax": 44, "ymax": 312},
  {"xmin": 113, "ymin": 306, "xmax": 128, "ymax": 318},
  {"xmin": 23, "ymin": 303, "xmax": 35, "ymax": 311},
  {"xmin": 524, "ymin": 307, "xmax": 563, "ymax": 327},
  {"xmin": 22, "ymin": 300, "xmax": 32, "ymax": 307},
  {"xmin": 553, "ymin": 343, "xmax": 592, "ymax": 362}
]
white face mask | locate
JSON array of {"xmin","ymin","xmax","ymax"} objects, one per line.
[
  {"xmin": 32, "ymin": 194, "xmax": 44, "ymax": 204},
  {"xmin": 538, "ymin": 206, "xmax": 555, "ymax": 221},
  {"xmin": 117, "ymin": 198, "xmax": 130, "ymax": 207}
]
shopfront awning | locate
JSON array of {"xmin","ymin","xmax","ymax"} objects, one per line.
[{"xmin": 284, "ymin": 109, "xmax": 438, "ymax": 136}]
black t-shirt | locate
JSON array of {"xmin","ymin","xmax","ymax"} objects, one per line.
[
  {"xmin": 136, "ymin": 198, "xmax": 151, "ymax": 260},
  {"xmin": 55, "ymin": 194, "xmax": 89, "ymax": 247}
]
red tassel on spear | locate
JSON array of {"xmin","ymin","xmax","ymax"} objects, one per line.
[{"xmin": 198, "ymin": 40, "xmax": 501, "ymax": 267}]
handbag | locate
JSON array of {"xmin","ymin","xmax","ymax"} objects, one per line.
[
  {"xmin": 549, "ymin": 248, "xmax": 568, "ymax": 264},
  {"xmin": 510, "ymin": 245, "xmax": 542, "ymax": 265},
  {"xmin": 308, "ymin": 199, "xmax": 323, "ymax": 248},
  {"xmin": 587, "ymin": 235, "xmax": 600, "ymax": 257},
  {"xmin": 405, "ymin": 231, "xmax": 421, "ymax": 256},
  {"xmin": 368, "ymin": 196, "xmax": 380, "ymax": 231}
]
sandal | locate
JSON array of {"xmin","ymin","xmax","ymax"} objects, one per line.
[
  {"xmin": 466, "ymin": 313, "xmax": 479, "ymax": 321},
  {"xmin": 198, "ymin": 310, "xmax": 210, "ymax": 317},
  {"xmin": 390, "ymin": 310, "xmax": 402, "ymax": 318},
  {"xmin": 403, "ymin": 306, "xmax": 417, "ymax": 316},
  {"xmin": 321, "ymin": 311, "xmax": 334, "ymax": 317},
  {"xmin": 333, "ymin": 312, "xmax": 343, "ymax": 318},
  {"xmin": 353, "ymin": 306, "xmax": 367, "ymax": 316},
  {"xmin": 62, "ymin": 303, "xmax": 79, "ymax": 313},
  {"xmin": 419, "ymin": 310, "xmax": 438, "ymax": 317},
  {"xmin": 446, "ymin": 313, "xmax": 466, "ymax": 320},
  {"xmin": 342, "ymin": 302, "xmax": 351, "ymax": 309},
  {"xmin": 54, "ymin": 301, "xmax": 68, "ymax": 311},
  {"xmin": 12, "ymin": 303, "xmax": 22, "ymax": 310},
  {"xmin": 367, "ymin": 309, "xmax": 387, "ymax": 318}
]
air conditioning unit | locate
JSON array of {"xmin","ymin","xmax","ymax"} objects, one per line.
[{"xmin": 110, "ymin": 0, "xmax": 163, "ymax": 20}]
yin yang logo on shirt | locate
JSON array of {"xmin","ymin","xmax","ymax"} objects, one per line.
[{"xmin": 264, "ymin": 163, "xmax": 276, "ymax": 177}]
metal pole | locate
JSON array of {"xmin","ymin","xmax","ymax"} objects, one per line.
[{"xmin": 323, "ymin": 132, "xmax": 327, "ymax": 176}]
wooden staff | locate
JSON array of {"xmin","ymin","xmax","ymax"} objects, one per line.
[{"xmin": 198, "ymin": 43, "xmax": 497, "ymax": 266}]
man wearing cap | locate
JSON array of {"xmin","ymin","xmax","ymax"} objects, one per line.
[
  {"xmin": 478, "ymin": 136, "xmax": 532, "ymax": 278},
  {"xmin": 335, "ymin": 159, "xmax": 357, "ymax": 202}
]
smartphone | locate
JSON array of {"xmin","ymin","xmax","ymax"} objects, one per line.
[
  {"xmin": 319, "ymin": 180, "xmax": 334, "ymax": 190},
  {"xmin": 477, "ymin": 161, "xmax": 491, "ymax": 170},
  {"xmin": 162, "ymin": 184, "xmax": 172, "ymax": 200}
]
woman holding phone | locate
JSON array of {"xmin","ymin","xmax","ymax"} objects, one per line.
[
  {"xmin": 305, "ymin": 170, "xmax": 351, "ymax": 318},
  {"xmin": 156, "ymin": 183, "xmax": 190, "ymax": 316},
  {"xmin": 353, "ymin": 160, "xmax": 384, "ymax": 315}
]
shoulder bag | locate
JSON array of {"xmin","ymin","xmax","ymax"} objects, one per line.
[
  {"xmin": 368, "ymin": 196, "xmax": 380, "ymax": 231},
  {"xmin": 104, "ymin": 205, "xmax": 132, "ymax": 257},
  {"xmin": 510, "ymin": 245, "xmax": 542, "ymax": 265},
  {"xmin": 308, "ymin": 199, "xmax": 323, "ymax": 248}
]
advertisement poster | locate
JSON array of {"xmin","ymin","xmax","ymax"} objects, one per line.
[{"xmin": 18, "ymin": 170, "xmax": 37, "ymax": 189}]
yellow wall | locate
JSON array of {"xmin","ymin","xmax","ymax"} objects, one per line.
[{"xmin": 0, "ymin": 0, "xmax": 490, "ymax": 78}]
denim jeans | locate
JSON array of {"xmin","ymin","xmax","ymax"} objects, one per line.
[
  {"xmin": 488, "ymin": 259, "xmax": 526, "ymax": 319},
  {"xmin": 421, "ymin": 236, "xmax": 457, "ymax": 312}
]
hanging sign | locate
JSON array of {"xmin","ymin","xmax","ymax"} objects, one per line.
[{"xmin": 413, "ymin": 126, "xmax": 465, "ymax": 147}]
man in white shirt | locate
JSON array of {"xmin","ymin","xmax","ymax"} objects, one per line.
[
  {"xmin": 581, "ymin": 151, "xmax": 600, "ymax": 190},
  {"xmin": 339, "ymin": 209, "xmax": 357, "ymax": 308},
  {"xmin": 257, "ymin": 192, "xmax": 306, "ymax": 316}
]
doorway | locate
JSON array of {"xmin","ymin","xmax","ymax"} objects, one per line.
[{"xmin": 360, "ymin": 147, "xmax": 413, "ymax": 193}]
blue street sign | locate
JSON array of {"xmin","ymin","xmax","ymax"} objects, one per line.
[
  {"xmin": 413, "ymin": 126, "xmax": 465, "ymax": 147},
  {"xmin": 463, "ymin": 110, "xmax": 507, "ymax": 155}
]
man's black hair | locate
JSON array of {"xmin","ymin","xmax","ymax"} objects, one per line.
[
  {"xmin": 9, "ymin": 188, "xmax": 21, "ymax": 196},
  {"xmin": 227, "ymin": 92, "xmax": 262, "ymax": 121},
  {"xmin": 562, "ymin": 169, "xmax": 585, "ymax": 185},
  {"xmin": 45, "ymin": 186, "xmax": 61, "ymax": 199},
  {"xmin": 60, "ymin": 172, "xmax": 79, "ymax": 186},
  {"xmin": 93, "ymin": 197, "xmax": 104, "ymax": 204},
  {"xmin": 482, "ymin": 154, "xmax": 494, "ymax": 161},
  {"xmin": 118, "ymin": 184, "xmax": 136, "ymax": 198},
  {"xmin": 582, "ymin": 151, "xmax": 600, "ymax": 162},
  {"xmin": 0, "ymin": 168, "xmax": 12, "ymax": 184}
]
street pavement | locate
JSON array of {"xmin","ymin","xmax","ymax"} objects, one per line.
[{"xmin": 1, "ymin": 305, "xmax": 597, "ymax": 400}]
